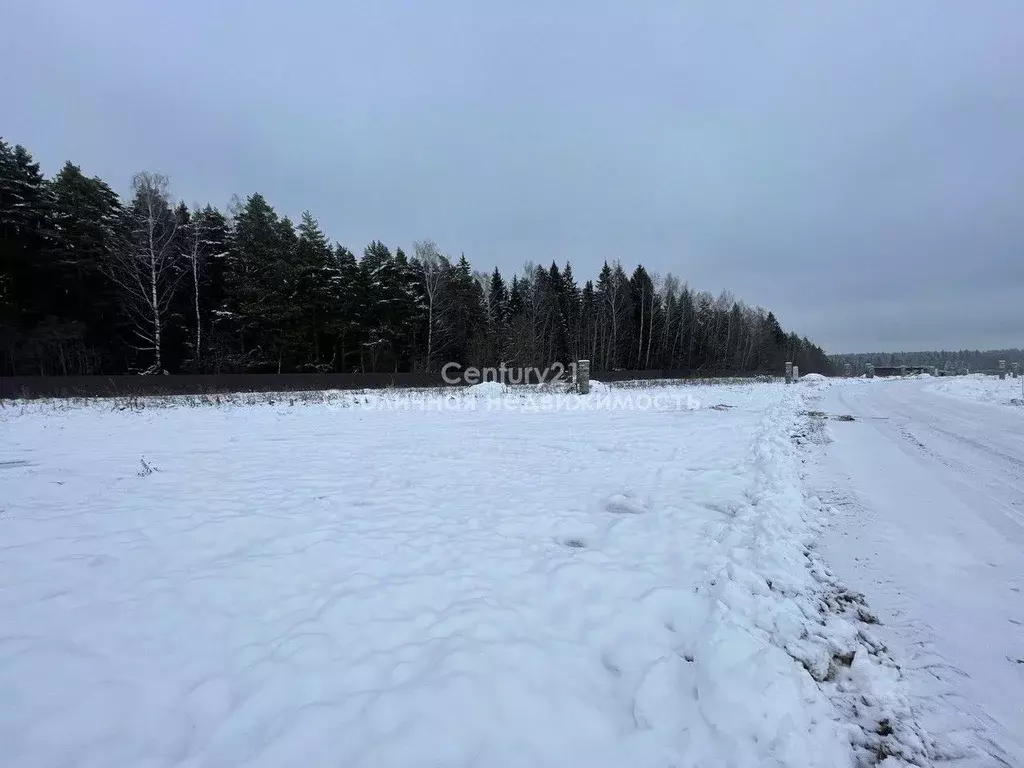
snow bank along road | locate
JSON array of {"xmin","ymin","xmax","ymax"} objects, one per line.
[
  {"xmin": 808, "ymin": 377, "xmax": 1024, "ymax": 766},
  {"xmin": 0, "ymin": 382, "xmax": 973, "ymax": 767}
]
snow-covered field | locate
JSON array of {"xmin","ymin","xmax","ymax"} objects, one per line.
[
  {"xmin": 0, "ymin": 379, "xmax": 1006, "ymax": 767},
  {"xmin": 925, "ymin": 373, "xmax": 1024, "ymax": 407}
]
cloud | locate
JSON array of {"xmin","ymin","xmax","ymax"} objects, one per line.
[{"xmin": 3, "ymin": 0, "xmax": 1022, "ymax": 352}]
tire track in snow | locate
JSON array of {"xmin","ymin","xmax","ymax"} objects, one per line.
[{"xmin": 809, "ymin": 384, "xmax": 1022, "ymax": 767}]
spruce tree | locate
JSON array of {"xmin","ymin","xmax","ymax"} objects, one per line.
[
  {"xmin": 447, "ymin": 254, "xmax": 486, "ymax": 365},
  {"xmin": 580, "ymin": 280, "xmax": 597, "ymax": 365},
  {"xmin": 223, "ymin": 193, "xmax": 292, "ymax": 370},
  {"xmin": 561, "ymin": 263, "xmax": 581, "ymax": 362},
  {"xmin": 332, "ymin": 244, "xmax": 362, "ymax": 371},
  {"xmin": 358, "ymin": 240, "xmax": 399, "ymax": 371},
  {"xmin": 47, "ymin": 161, "xmax": 123, "ymax": 373},
  {"xmin": 0, "ymin": 141, "xmax": 58, "ymax": 373},
  {"xmin": 487, "ymin": 267, "xmax": 509, "ymax": 364},
  {"xmin": 295, "ymin": 211, "xmax": 339, "ymax": 369}
]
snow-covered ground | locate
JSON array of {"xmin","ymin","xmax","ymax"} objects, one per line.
[
  {"xmin": 1, "ymin": 378, "xmax": 1010, "ymax": 767},
  {"xmin": 807, "ymin": 376, "xmax": 1024, "ymax": 767},
  {"xmin": 925, "ymin": 373, "xmax": 1024, "ymax": 408}
]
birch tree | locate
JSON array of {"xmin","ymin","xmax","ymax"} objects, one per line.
[
  {"xmin": 645, "ymin": 271, "xmax": 661, "ymax": 369},
  {"xmin": 103, "ymin": 172, "xmax": 182, "ymax": 373},
  {"xmin": 180, "ymin": 205, "xmax": 228, "ymax": 371},
  {"xmin": 604, "ymin": 261, "xmax": 632, "ymax": 369},
  {"xmin": 661, "ymin": 273, "xmax": 680, "ymax": 367},
  {"xmin": 413, "ymin": 239, "xmax": 451, "ymax": 371}
]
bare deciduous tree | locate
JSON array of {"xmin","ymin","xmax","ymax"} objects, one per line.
[
  {"xmin": 182, "ymin": 207, "xmax": 228, "ymax": 371},
  {"xmin": 102, "ymin": 172, "xmax": 183, "ymax": 373},
  {"xmin": 184, "ymin": 213, "xmax": 204, "ymax": 371},
  {"xmin": 645, "ymin": 271, "xmax": 661, "ymax": 369},
  {"xmin": 660, "ymin": 273, "xmax": 680, "ymax": 366},
  {"xmin": 603, "ymin": 262, "xmax": 631, "ymax": 369},
  {"xmin": 413, "ymin": 239, "xmax": 451, "ymax": 371}
]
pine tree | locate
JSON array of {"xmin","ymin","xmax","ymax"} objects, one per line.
[
  {"xmin": 447, "ymin": 254, "xmax": 486, "ymax": 366},
  {"xmin": 547, "ymin": 261, "xmax": 568, "ymax": 364},
  {"xmin": 561, "ymin": 263, "xmax": 581, "ymax": 362},
  {"xmin": 270, "ymin": 215, "xmax": 301, "ymax": 371},
  {"xmin": 630, "ymin": 265, "xmax": 655, "ymax": 369},
  {"xmin": 223, "ymin": 193, "xmax": 294, "ymax": 371},
  {"xmin": 0, "ymin": 140, "xmax": 58, "ymax": 373},
  {"xmin": 580, "ymin": 279, "xmax": 597, "ymax": 365},
  {"xmin": 487, "ymin": 267, "xmax": 509, "ymax": 365},
  {"xmin": 332, "ymin": 244, "xmax": 362, "ymax": 371},
  {"xmin": 290, "ymin": 212, "xmax": 340, "ymax": 368},
  {"xmin": 46, "ymin": 161, "xmax": 123, "ymax": 373},
  {"xmin": 390, "ymin": 247, "xmax": 423, "ymax": 371},
  {"xmin": 358, "ymin": 240, "xmax": 400, "ymax": 371},
  {"xmin": 508, "ymin": 275, "xmax": 524, "ymax": 318}
]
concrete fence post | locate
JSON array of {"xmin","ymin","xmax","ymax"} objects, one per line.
[
  {"xmin": 866, "ymin": 364, "xmax": 875, "ymax": 379},
  {"xmin": 999, "ymin": 360, "xmax": 1006, "ymax": 380},
  {"xmin": 785, "ymin": 361, "xmax": 793, "ymax": 384},
  {"xmin": 576, "ymin": 359, "xmax": 590, "ymax": 394},
  {"xmin": 792, "ymin": 365, "xmax": 800, "ymax": 381},
  {"xmin": 844, "ymin": 363, "xmax": 852, "ymax": 377}
]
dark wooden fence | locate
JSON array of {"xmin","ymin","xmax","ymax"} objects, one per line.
[{"xmin": 0, "ymin": 369, "xmax": 770, "ymax": 400}]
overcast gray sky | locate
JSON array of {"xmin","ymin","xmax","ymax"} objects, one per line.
[{"xmin": 4, "ymin": 1, "xmax": 1023, "ymax": 353}]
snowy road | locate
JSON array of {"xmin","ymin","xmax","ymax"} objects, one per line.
[{"xmin": 810, "ymin": 379, "xmax": 1024, "ymax": 765}]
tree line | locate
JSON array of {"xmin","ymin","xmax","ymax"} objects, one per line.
[
  {"xmin": 835, "ymin": 349, "xmax": 1022, "ymax": 375},
  {"xmin": 2, "ymin": 138, "xmax": 831, "ymax": 377}
]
